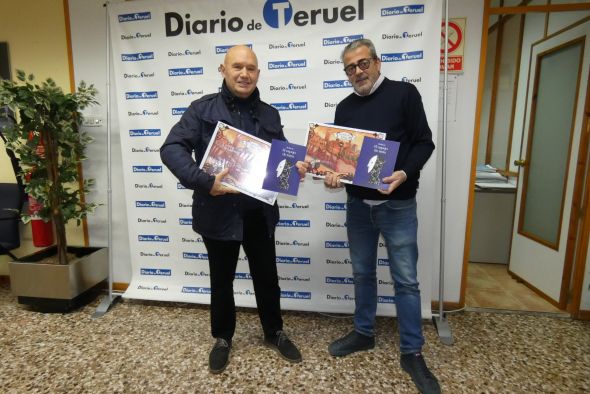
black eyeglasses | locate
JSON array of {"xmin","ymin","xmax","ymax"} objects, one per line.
[{"xmin": 343, "ymin": 58, "xmax": 373, "ymax": 76}]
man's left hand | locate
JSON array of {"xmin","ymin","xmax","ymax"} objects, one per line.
[
  {"xmin": 378, "ymin": 170, "xmax": 407, "ymax": 195},
  {"xmin": 295, "ymin": 161, "xmax": 310, "ymax": 181}
]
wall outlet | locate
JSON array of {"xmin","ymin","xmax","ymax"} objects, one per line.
[{"xmin": 82, "ymin": 116, "xmax": 103, "ymax": 127}]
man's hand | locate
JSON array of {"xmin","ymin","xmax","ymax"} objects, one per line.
[
  {"xmin": 378, "ymin": 170, "xmax": 407, "ymax": 195},
  {"xmin": 209, "ymin": 168, "xmax": 240, "ymax": 196},
  {"xmin": 324, "ymin": 172, "xmax": 344, "ymax": 189},
  {"xmin": 295, "ymin": 161, "xmax": 310, "ymax": 181}
]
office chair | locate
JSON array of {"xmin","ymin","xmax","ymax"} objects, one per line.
[{"xmin": 0, "ymin": 106, "xmax": 26, "ymax": 260}]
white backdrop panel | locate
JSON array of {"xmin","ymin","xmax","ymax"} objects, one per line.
[{"xmin": 108, "ymin": 0, "xmax": 441, "ymax": 317}]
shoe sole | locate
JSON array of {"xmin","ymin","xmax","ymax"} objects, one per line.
[
  {"xmin": 328, "ymin": 344, "xmax": 375, "ymax": 357},
  {"xmin": 263, "ymin": 341, "xmax": 302, "ymax": 363},
  {"xmin": 209, "ymin": 349, "xmax": 231, "ymax": 374}
]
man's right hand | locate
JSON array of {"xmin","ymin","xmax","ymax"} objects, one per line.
[
  {"xmin": 210, "ymin": 168, "xmax": 240, "ymax": 196},
  {"xmin": 324, "ymin": 172, "xmax": 343, "ymax": 189}
]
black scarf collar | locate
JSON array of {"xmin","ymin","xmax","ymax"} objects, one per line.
[{"xmin": 220, "ymin": 80, "xmax": 260, "ymax": 118}]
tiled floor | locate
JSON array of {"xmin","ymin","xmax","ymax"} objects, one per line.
[
  {"xmin": 466, "ymin": 262, "xmax": 564, "ymax": 313},
  {"xmin": 1, "ymin": 282, "xmax": 589, "ymax": 393}
]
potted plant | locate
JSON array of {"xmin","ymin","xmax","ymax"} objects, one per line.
[{"xmin": 0, "ymin": 70, "xmax": 107, "ymax": 311}]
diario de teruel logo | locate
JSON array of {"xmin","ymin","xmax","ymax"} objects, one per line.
[
  {"xmin": 276, "ymin": 240, "xmax": 310, "ymax": 247},
  {"xmin": 324, "ymin": 80, "xmax": 352, "ymax": 89},
  {"xmin": 132, "ymin": 165, "xmax": 162, "ymax": 173},
  {"xmin": 183, "ymin": 252, "xmax": 208, "ymax": 260},
  {"xmin": 269, "ymin": 83, "xmax": 306, "ymax": 91},
  {"xmin": 281, "ymin": 291, "xmax": 311, "ymax": 299},
  {"xmin": 164, "ymin": 0, "xmax": 364, "ymax": 35},
  {"xmin": 235, "ymin": 272, "xmax": 252, "ymax": 280},
  {"xmin": 381, "ymin": 51, "xmax": 424, "ymax": 62},
  {"xmin": 276, "ymin": 256, "xmax": 311, "ymax": 264},
  {"xmin": 168, "ymin": 49, "xmax": 202, "ymax": 56},
  {"xmin": 382, "ymin": 31, "xmax": 423, "ymax": 40},
  {"xmin": 278, "ymin": 202, "xmax": 309, "ymax": 209},
  {"xmin": 125, "ymin": 91, "xmax": 158, "ymax": 100},
  {"xmin": 179, "ymin": 218, "xmax": 192, "ymax": 225},
  {"xmin": 277, "ymin": 220, "xmax": 310, "ymax": 228},
  {"xmin": 129, "ymin": 129, "xmax": 161, "ymax": 137},
  {"xmin": 381, "ymin": 4, "xmax": 424, "ymax": 16},
  {"xmin": 118, "ymin": 12, "xmax": 151, "ymax": 23},
  {"xmin": 325, "ymin": 276, "xmax": 354, "ymax": 285},
  {"xmin": 136, "ymin": 200, "xmax": 165, "ymax": 208},
  {"xmin": 322, "ymin": 34, "xmax": 363, "ymax": 46},
  {"xmin": 131, "ymin": 145, "xmax": 159, "ymax": 153},
  {"xmin": 270, "ymin": 102, "xmax": 308, "ymax": 111},
  {"xmin": 325, "ymin": 241, "xmax": 349, "ymax": 248},
  {"xmin": 171, "ymin": 89, "xmax": 204, "ymax": 97},
  {"xmin": 135, "ymin": 183, "xmax": 163, "ymax": 190},
  {"xmin": 172, "ymin": 107, "xmax": 188, "ymax": 116},
  {"xmin": 325, "ymin": 202, "xmax": 346, "ymax": 210},
  {"xmin": 140, "ymin": 268, "xmax": 172, "ymax": 276},
  {"xmin": 124, "ymin": 71, "xmax": 155, "ymax": 79},
  {"xmin": 401, "ymin": 76, "xmax": 422, "ymax": 84},
  {"xmin": 128, "ymin": 109, "xmax": 159, "ymax": 116},
  {"xmin": 168, "ymin": 67, "xmax": 203, "ymax": 76},
  {"xmin": 182, "ymin": 286, "xmax": 211, "ymax": 294},
  {"xmin": 268, "ymin": 40, "xmax": 305, "ymax": 49},
  {"xmin": 140, "ymin": 251, "xmax": 170, "ymax": 257},
  {"xmin": 327, "ymin": 294, "xmax": 355, "ymax": 301},
  {"xmin": 378, "ymin": 295, "xmax": 396, "ymax": 304},
  {"xmin": 137, "ymin": 217, "xmax": 167, "ymax": 224},
  {"xmin": 138, "ymin": 234, "xmax": 170, "ymax": 242},
  {"xmin": 185, "ymin": 271, "xmax": 209, "ymax": 277},
  {"xmin": 215, "ymin": 44, "xmax": 253, "ymax": 54},
  {"xmin": 121, "ymin": 32, "xmax": 152, "ymax": 40},
  {"xmin": 326, "ymin": 258, "xmax": 351, "ymax": 265},
  {"xmin": 121, "ymin": 52, "xmax": 154, "ymax": 61},
  {"xmin": 268, "ymin": 59, "xmax": 307, "ymax": 70}
]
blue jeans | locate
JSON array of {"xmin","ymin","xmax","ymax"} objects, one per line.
[{"xmin": 346, "ymin": 195, "xmax": 424, "ymax": 354}]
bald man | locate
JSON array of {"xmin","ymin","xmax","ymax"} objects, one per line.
[{"xmin": 161, "ymin": 45, "xmax": 304, "ymax": 373}]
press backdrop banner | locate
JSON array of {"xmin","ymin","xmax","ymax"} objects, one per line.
[{"xmin": 108, "ymin": 0, "xmax": 441, "ymax": 317}]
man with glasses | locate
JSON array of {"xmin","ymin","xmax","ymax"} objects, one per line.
[{"xmin": 323, "ymin": 38, "xmax": 440, "ymax": 394}]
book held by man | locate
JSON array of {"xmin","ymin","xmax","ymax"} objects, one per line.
[
  {"xmin": 262, "ymin": 139, "xmax": 307, "ymax": 196},
  {"xmin": 304, "ymin": 122, "xmax": 390, "ymax": 185},
  {"xmin": 199, "ymin": 121, "xmax": 278, "ymax": 205}
]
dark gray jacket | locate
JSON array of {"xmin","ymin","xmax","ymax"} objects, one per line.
[{"xmin": 160, "ymin": 87, "xmax": 285, "ymax": 241}]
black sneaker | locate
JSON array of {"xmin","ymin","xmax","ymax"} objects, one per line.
[
  {"xmin": 209, "ymin": 338, "xmax": 231, "ymax": 374},
  {"xmin": 264, "ymin": 330, "xmax": 302, "ymax": 363},
  {"xmin": 328, "ymin": 330, "xmax": 375, "ymax": 357},
  {"xmin": 400, "ymin": 352, "xmax": 441, "ymax": 394}
]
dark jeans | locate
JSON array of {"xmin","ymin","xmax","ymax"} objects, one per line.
[{"xmin": 202, "ymin": 209, "xmax": 283, "ymax": 341}]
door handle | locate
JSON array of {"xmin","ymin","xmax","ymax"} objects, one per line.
[{"xmin": 514, "ymin": 159, "xmax": 526, "ymax": 167}]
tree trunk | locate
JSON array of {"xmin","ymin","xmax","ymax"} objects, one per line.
[{"xmin": 42, "ymin": 130, "xmax": 68, "ymax": 265}]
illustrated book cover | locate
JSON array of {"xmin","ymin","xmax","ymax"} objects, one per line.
[
  {"xmin": 262, "ymin": 139, "xmax": 307, "ymax": 196},
  {"xmin": 352, "ymin": 138, "xmax": 400, "ymax": 190},
  {"xmin": 199, "ymin": 121, "xmax": 277, "ymax": 205},
  {"xmin": 304, "ymin": 122, "xmax": 386, "ymax": 184}
]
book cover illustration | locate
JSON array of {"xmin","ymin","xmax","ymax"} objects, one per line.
[
  {"xmin": 304, "ymin": 123, "xmax": 386, "ymax": 183},
  {"xmin": 352, "ymin": 138, "xmax": 400, "ymax": 190},
  {"xmin": 262, "ymin": 139, "xmax": 307, "ymax": 196},
  {"xmin": 199, "ymin": 121, "xmax": 278, "ymax": 205}
]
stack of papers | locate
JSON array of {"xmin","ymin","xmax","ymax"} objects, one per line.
[
  {"xmin": 476, "ymin": 164, "xmax": 507, "ymax": 183},
  {"xmin": 474, "ymin": 164, "xmax": 516, "ymax": 190}
]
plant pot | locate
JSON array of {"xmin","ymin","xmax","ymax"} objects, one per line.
[{"xmin": 8, "ymin": 246, "xmax": 108, "ymax": 312}]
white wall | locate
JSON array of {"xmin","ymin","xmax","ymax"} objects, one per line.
[{"xmin": 432, "ymin": 0, "xmax": 484, "ymax": 302}]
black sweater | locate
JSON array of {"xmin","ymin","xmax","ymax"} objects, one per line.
[{"xmin": 335, "ymin": 77, "xmax": 435, "ymax": 200}]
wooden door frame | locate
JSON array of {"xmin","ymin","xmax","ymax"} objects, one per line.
[{"xmin": 460, "ymin": 1, "xmax": 590, "ymax": 318}]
